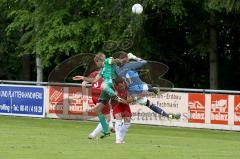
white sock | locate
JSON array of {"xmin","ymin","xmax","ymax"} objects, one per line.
[
  {"xmin": 120, "ymin": 123, "xmax": 131, "ymax": 141},
  {"xmin": 108, "ymin": 105, "xmax": 115, "ymax": 131},
  {"xmin": 115, "ymin": 120, "xmax": 123, "ymax": 141},
  {"xmin": 109, "ymin": 120, "xmax": 114, "ymax": 129},
  {"xmin": 90, "ymin": 123, "xmax": 102, "ymax": 137}
]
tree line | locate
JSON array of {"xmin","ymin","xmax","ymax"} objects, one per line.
[{"xmin": 0, "ymin": 0, "xmax": 240, "ymax": 90}]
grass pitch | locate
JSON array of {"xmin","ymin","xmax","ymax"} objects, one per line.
[{"xmin": 0, "ymin": 116, "xmax": 240, "ymax": 159}]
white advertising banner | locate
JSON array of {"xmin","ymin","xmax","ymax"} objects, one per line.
[
  {"xmin": 130, "ymin": 92, "xmax": 188, "ymax": 125},
  {"xmin": 44, "ymin": 86, "xmax": 240, "ymax": 131}
]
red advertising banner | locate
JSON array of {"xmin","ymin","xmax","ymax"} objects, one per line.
[
  {"xmin": 87, "ymin": 94, "xmax": 97, "ymax": 116},
  {"xmin": 188, "ymin": 93, "xmax": 205, "ymax": 123},
  {"xmin": 68, "ymin": 87, "xmax": 83, "ymax": 115},
  {"xmin": 49, "ymin": 86, "xmax": 64, "ymax": 114},
  {"xmin": 211, "ymin": 94, "xmax": 228, "ymax": 125},
  {"xmin": 85, "ymin": 82, "xmax": 100, "ymax": 116},
  {"xmin": 234, "ymin": 96, "xmax": 240, "ymax": 125}
]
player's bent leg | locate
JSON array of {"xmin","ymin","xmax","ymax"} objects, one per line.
[
  {"xmin": 146, "ymin": 101, "xmax": 169, "ymax": 117},
  {"xmin": 144, "ymin": 99, "xmax": 168, "ymax": 117},
  {"xmin": 94, "ymin": 102, "xmax": 110, "ymax": 138},
  {"xmin": 88, "ymin": 114, "xmax": 114, "ymax": 139},
  {"xmin": 146, "ymin": 101, "xmax": 181, "ymax": 119},
  {"xmin": 98, "ymin": 114, "xmax": 110, "ymax": 138},
  {"xmin": 88, "ymin": 122, "xmax": 102, "ymax": 139},
  {"xmin": 96, "ymin": 91, "xmax": 113, "ymax": 138}
]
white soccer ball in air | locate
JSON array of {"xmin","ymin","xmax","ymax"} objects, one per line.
[{"xmin": 132, "ymin": 3, "xmax": 143, "ymax": 14}]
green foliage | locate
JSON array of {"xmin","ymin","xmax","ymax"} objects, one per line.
[
  {"xmin": 204, "ymin": 0, "xmax": 226, "ymax": 12},
  {"xmin": 0, "ymin": 0, "xmax": 21, "ymax": 79},
  {"xmin": 225, "ymin": 0, "xmax": 240, "ymax": 12},
  {"xmin": 1, "ymin": 0, "xmax": 240, "ymax": 89}
]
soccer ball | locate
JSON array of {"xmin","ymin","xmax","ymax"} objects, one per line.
[{"xmin": 132, "ymin": 3, "xmax": 143, "ymax": 14}]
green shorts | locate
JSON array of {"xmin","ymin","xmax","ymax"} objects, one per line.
[{"xmin": 98, "ymin": 82, "xmax": 116, "ymax": 105}]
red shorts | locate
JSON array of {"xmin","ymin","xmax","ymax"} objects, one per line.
[
  {"xmin": 102, "ymin": 105, "xmax": 110, "ymax": 115},
  {"xmin": 113, "ymin": 103, "xmax": 132, "ymax": 117},
  {"xmin": 92, "ymin": 93, "xmax": 110, "ymax": 115}
]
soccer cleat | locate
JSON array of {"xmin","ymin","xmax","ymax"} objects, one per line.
[
  {"xmin": 121, "ymin": 140, "xmax": 125, "ymax": 144},
  {"xmin": 168, "ymin": 113, "xmax": 174, "ymax": 119},
  {"xmin": 116, "ymin": 140, "xmax": 125, "ymax": 144},
  {"xmin": 168, "ymin": 113, "xmax": 181, "ymax": 120},
  {"xmin": 100, "ymin": 132, "xmax": 110, "ymax": 139},
  {"xmin": 115, "ymin": 140, "xmax": 122, "ymax": 144},
  {"xmin": 152, "ymin": 87, "xmax": 160, "ymax": 95},
  {"xmin": 127, "ymin": 53, "xmax": 141, "ymax": 61},
  {"xmin": 173, "ymin": 113, "xmax": 181, "ymax": 119},
  {"xmin": 88, "ymin": 134, "xmax": 96, "ymax": 139},
  {"xmin": 146, "ymin": 99, "xmax": 150, "ymax": 107}
]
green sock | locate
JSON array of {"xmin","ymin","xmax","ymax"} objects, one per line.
[{"xmin": 98, "ymin": 114, "xmax": 109, "ymax": 134}]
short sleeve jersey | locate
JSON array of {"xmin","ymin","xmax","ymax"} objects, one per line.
[
  {"xmin": 88, "ymin": 71, "xmax": 102, "ymax": 105},
  {"xmin": 100, "ymin": 57, "xmax": 117, "ymax": 83}
]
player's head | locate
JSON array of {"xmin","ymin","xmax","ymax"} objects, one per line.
[
  {"xmin": 116, "ymin": 81, "xmax": 126, "ymax": 90},
  {"xmin": 115, "ymin": 77, "xmax": 127, "ymax": 92},
  {"xmin": 117, "ymin": 51, "xmax": 129, "ymax": 64},
  {"xmin": 115, "ymin": 76, "xmax": 124, "ymax": 83},
  {"xmin": 94, "ymin": 52, "xmax": 105, "ymax": 68}
]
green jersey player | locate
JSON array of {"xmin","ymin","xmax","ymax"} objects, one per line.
[{"xmin": 74, "ymin": 53, "xmax": 127, "ymax": 138}]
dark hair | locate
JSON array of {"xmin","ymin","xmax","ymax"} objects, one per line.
[
  {"xmin": 117, "ymin": 51, "xmax": 128, "ymax": 59},
  {"xmin": 114, "ymin": 77, "xmax": 124, "ymax": 83}
]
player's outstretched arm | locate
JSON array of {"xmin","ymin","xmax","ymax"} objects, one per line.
[
  {"xmin": 118, "ymin": 97, "xmax": 129, "ymax": 105},
  {"xmin": 128, "ymin": 53, "xmax": 142, "ymax": 61},
  {"xmin": 112, "ymin": 95, "xmax": 129, "ymax": 105},
  {"xmin": 72, "ymin": 76, "xmax": 84, "ymax": 81},
  {"xmin": 111, "ymin": 57, "xmax": 127, "ymax": 65},
  {"xmin": 72, "ymin": 74, "xmax": 101, "ymax": 84},
  {"xmin": 119, "ymin": 60, "xmax": 147, "ymax": 73},
  {"xmin": 81, "ymin": 81, "xmax": 89, "ymax": 87}
]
